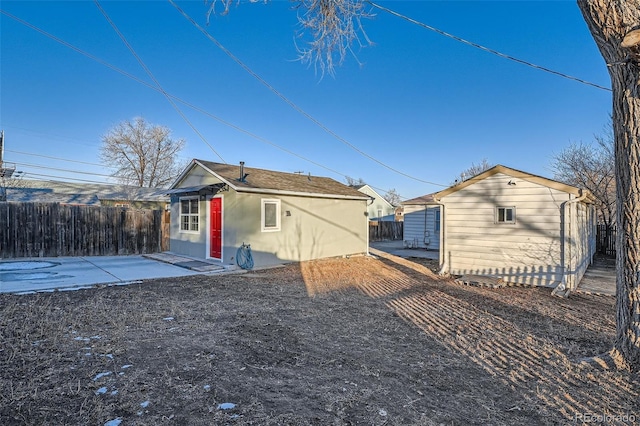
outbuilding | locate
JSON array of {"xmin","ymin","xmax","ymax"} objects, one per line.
[
  {"xmin": 401, "ymin": 193, "xmax": 441, "ymax": 251},
  {"xmin": 434, "ymin": 165, "xmax": 597, "ymax": 294},
  {"xmin": 167, "ymin": 160, "xmax": 370, "ymax": 268}
]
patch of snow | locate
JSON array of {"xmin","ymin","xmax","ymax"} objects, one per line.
[
  {"xmin": 95, "ymin": 387, "xmax": 108, "ymax": 395},
  {"xmin": 379, "ymin": 409, "xmax": 387, "ymax": 417},
  {"xmin": 91, "ymin": 335, "xmax": 101, "ymax": 340},
  {"xmin": 74, "ymin": 337, "xmax": 90, "ymax": 342},
  {"xmin": 163, "ymin": 317, "xmax": 174, "ymax": 321},
  {"xmin": 217, "ymin": 403, "xmax": 236, "ymax": 410},
  {"xmin": 111, "ymin": 390, "xmax": 118, "ymax": 396},
  {"xmin": 203, "ymin": 385, "xmax": 211, "ymax": 391},
  {"xmin": 121, "ymin": 365, "xmax": 133, "ymax": 369},
  {"xmin": 140, "ymin": 400, "xmax": 150, "ymax": 408},
  {"xmin": 104, "ymin": 418, "xmax": 122, "ymax": 426},
  {"xmin": 93, "ymin": 371, "xmax": 112, "ymax": 381}
]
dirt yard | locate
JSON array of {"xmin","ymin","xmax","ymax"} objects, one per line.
[{"xmin": 1, "ymin": 251, "xmax": 638, "ymax": 425}]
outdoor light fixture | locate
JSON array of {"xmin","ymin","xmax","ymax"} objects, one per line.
[{"xmin": 508, "ymin": 180, "xmax": 516, "ymax": 186}]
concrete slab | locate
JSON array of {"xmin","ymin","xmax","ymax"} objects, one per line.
[
  {"xmin": 143, "ymin": 252, "xmax": 228, "ymax": 273},
  {"xmin": 0, "ymin": 255, "xmax": 200, "ymax": 294},
  {"xmin": 370, "ymin": 240, "xmax": 439, "ymax": 260}
]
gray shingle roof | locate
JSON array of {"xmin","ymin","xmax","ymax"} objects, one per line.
[
  {"xmin": 5, "ymin": 180, "xmax": 169, "ymax": 204},
  {"xmin": 194, "ymin": 160, "xmax": 368, "ymax": 200}
]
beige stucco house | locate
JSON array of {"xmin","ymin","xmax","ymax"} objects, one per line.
[
  {"xmin": 168, "ymin": 160, "xmax": 370, "ymax": 268},
  {"xmin": 432, "ymin": 165, "xmax": 597, "ymax": 294}
]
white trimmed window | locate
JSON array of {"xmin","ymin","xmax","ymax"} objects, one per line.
[
  {"xmin": 180, "ymin": 197, "xmax": 200, "ymax": 232},
  {"xmin": 496, "ymin": 206, "xmax": 516, "ymax": 224},
  {"xmin": 434, "ymin": 209, "xmax": 441, "ymax": 232},
  {"xmin": 261, "ymin": 199, "xmax": 281, "ymax": 232}
]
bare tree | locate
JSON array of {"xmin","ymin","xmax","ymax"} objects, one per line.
[
  {"xmin": 550, "ymin": 132, "xmax": 615, "ymax": 231},
  {"xmin": 345, "ymin": 176, "xmax": 366, "ymax": 186},
  {"xmin": 383, "ymin": 188, "xmax": 401, "ymax": 206},
  {"xmin": 453, "ymin": 158, "xmax": 493, "ymax": 184},
  {"xmin": 578, "ymin": 0, "xmax": 640, "ymax": 370},
  {"xmin": 100, "ymin": 117, "xmax": 186, "ymax": 188},
  {"xmin": 206, "ymin": 0, "xmax": 373, "ymax": 76}
]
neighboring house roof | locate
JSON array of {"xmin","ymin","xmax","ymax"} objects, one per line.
[
  {"xmin": 5, "ymin": 180, "xmax": 169, "ymax": 204},
  {"xmin": 402, "ymin": 193, "xmax": 437, "ymax": 205},
  {"xmin": 434, "ymin": 165, "xmax": 595, "ymax": 202},
  {"xmin": 351, "ymin": 184, "xmax": 391, "ymax": 206},
  {"xmin": 172, "ymin": 160, "xmax": 369, "ymax": 200}
]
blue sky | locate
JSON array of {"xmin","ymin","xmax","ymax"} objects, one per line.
[{"xmin": 1, "ymin": 1, "xmax": 611, "ymax": 200}]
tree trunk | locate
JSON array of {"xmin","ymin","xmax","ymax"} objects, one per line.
[{"xmin": 577, "ymin": 0, "xmax": 640, "ymax": 370}]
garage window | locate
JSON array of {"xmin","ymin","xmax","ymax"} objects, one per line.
[{"xmin": 496, "ymin": 206, "xmax": 516, "ymax": 224}]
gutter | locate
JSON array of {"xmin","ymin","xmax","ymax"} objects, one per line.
[{"xmin": 552, "ymin": 189, "xmax": 589, "ymax": 297}]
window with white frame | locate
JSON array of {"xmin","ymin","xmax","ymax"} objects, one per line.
[
  {"xmin": 496, "ymin": 206, "xmax": 516, "ymax": 224},
  {"xmin": 180, "ymin": 197, "xmax": 199, "ymax": 232},
  {"xmin": 261, "ymin": 199, "xmax": 281, "ymax": 232},
  {"xmin": 434, "ymin": 209, "xmax": 441, "ymax": 232}
]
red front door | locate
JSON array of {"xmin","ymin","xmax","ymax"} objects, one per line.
[{"xmin": 210, "ymin": 197, "xmax": 222, "ymax": 259}]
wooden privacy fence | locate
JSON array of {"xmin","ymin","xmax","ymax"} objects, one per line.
[
  {"xmin": 0, "ymin": 202, "xmax": 167, "ymax": 258},
  {"xmin": 369, "ymin": 220, "xmax": 403, "ymax": 241},
  {"xmin": 596, "ymin": 224, "xmax": 616, "ymax": 257}
]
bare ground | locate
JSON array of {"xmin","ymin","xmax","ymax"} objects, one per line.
[{"xmin": 1, "ymin": 251, "xmax": 638, "ymax": 425}]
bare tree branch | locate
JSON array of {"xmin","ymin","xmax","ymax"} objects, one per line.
[
  {"xmin": 550, "ymin": 128, "xmax": 615, "ymax": 229},
  {"xmin": 100, "ymin": 117, "xmax": 186, "ymax": 188}
]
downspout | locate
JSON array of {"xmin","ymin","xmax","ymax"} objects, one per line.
[
  {"xmin": 366, "ymin": 196, "xmax": 374, "ymax": 257},
  {"xmin": 552, "ymin": 189, "xmax": 589, "ymax": 297},
  {"xmin": 432, "ymin": 195, "xmax": 446, "ymax": 275}
]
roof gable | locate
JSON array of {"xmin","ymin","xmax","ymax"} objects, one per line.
[
  {"xmin": 401, "ymin": 193, "xmax": 437, "ymax": 205},
  {"xmin": 434, "ymin": 165, "xmax": 590, "ymax": 200},
  {"xmin": 174, "ymin": 160, "xmax": 368, "ymax": 200}
]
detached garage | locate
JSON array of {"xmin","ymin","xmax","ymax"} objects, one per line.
[{"xmin": 434, "ymin": 165, "xmax": 597, "ymax": 294}]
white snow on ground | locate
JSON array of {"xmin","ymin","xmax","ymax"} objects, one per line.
[
  {"xmin": 104, "ymin": 419, "xmax": 122, "ymax": 426},
  {"xmin": 140, "ymin": 401, "xmax": 150, "ymax": 408},
  {"xmin": 0, "ymin": 261, "xmax": 58, "ymax": 271},
  {"xmin": 217, "ymin": 403, "xmax": 236, "ymax": 410}
]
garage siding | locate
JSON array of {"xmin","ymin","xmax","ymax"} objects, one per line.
[{"xmin": 441, "ymin": 173, "xmax": 569, "ymax": 286}]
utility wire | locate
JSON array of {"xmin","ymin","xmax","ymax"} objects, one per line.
[
  {"xmin": 20, "ymin": 172, "xmax": 112, "ymax": 184},
  {"xmin": 367, "ymin": 1, "xmax": 611, "ymax": 92},
  {"xmin": 1, "ymin": 7, "xmax": 445, "ymax": 194},
  {"xmin": 7, "ymin": 149, "xmax": 104, "ymax": 167},
  {"xmin": 11, "ymin": 161, "xmax": 114, "ymax": 178},
  {"xmin": 0, "ymin": 10, "xmax": 366, "ymax": 183},
  {"xmin": 169, "ymin": 0, "xmax": 445, "ymax": 188},
  {"xmin": 93, "ymin": 0, "xmax": 226, "ymax": 163},
  {"xmin": 0, "ymin": 11, "xmax": 358, "ymax": 182}
]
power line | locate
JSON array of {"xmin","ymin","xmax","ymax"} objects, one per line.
[
  {"xmin": 7, "ymin": 149, "xmax": 104, "ymax": 167},
  {"xmin": 93, "ymin": 0, "xmax": 226, "ymax": 163},
  {"xmin": 169, "ymin": 0, "xmax": 446, "ymax": 188},
  {"xmin": 11, "ymin": 161, "xmax": 113, "ymax": 178},
  {"xmin": 20, "ymin": 172, "xmax": 112, "ymax": 185},
  {"xmin": 366, "ymin": 1, "xmax": 611, "ymax": 92},
  {"xmin": 0, "ymin": 11, "xmax": 360, "ymax": 183},
  {"xmin": 1, "ymin": 7, "xmax": 446, "ymax": 194}
]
